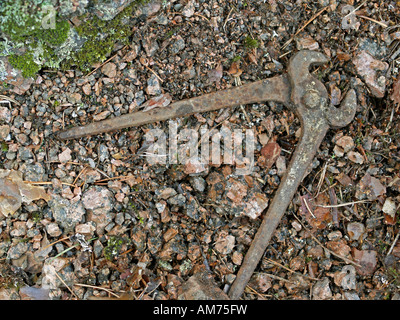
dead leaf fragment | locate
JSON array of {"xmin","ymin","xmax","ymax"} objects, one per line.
[
  {"xmin": 248, "ymin": 273, "xmax": 272, "ymax": 293},
  {"xmin": 0, "ymin": 170, "xmax": 50, "ymax": 217},
  {"xmin": 207, "ymin": 64, "xmax": 223, "ymax": 84},
  {"xmin": 296, "ymin": 36, "xmax": 320, "ymax": 51},
  {"xmin": 246, "ymin": 51, "xmax": 258, "ymax": 65},
  {"xmin": 355, "ymin": 173, "xmax": 386, "ymax": 200},
  {"xmin": 335, "ymin": 135, "xmax": 354, "ymax": 153},
  {"xmin": 333, "ymin": 265, "xmax": 356, "ymax": 290},
  {"xmin": 335, "ymin": 172, "xmax": 354, "ymax": 187},
  {"xmin": 326, "ymin": 239, "xmax": 351, "ymax": 258},
  {"xmin": 348, "ymin": 151, "xmax": 364, "ymax": 164},
  {"xmin": 336, "ymin": 50, "xmax": 352, "ymax": 62},
  {"xmin": 227, "ymin": 61, "xmax": 242, "ymax": 77},
  {"xmin": 382, "ymin": 198, "xmax": 397, "ymax": 225}
]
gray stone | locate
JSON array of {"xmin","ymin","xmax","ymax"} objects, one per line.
[
  {"xmin": 185, "ymin": 194, "xmax": 202, "ymax": 221},
  {"xmin": 0, "ymin": 107, "xmax": 12, "ymax": 123},
  {"xmin": 22, "ymin": 163, "xmax": 47, "ymax": 182},
  {"xmin": 82, "ymin": 186, "xmax": 113, "ymax": 213},
  {"xmin": 155, "ymin": 14, "xmax": 168, "ymax": 25},
  {"xmin": 146, "ymin": 74, "xmax": 162, "ymax": 96},
  {"xmin": 93, "ymin": 239, "xmax": 104, "ymax": 259},
  {"xmin": 182, "ymin": 0, "xmax": 195, "ymax": 18},
  {"xmin": 18, "ymin": 148, "xmax": 34, "ymax": 161},
  {"xmin": 98, "ymin": 144, "xmax": 110, "ymax": 163},
  {"xmin": 352, "ymin": 50, "xmax": 389, "ymax": 98},
  {"xmin": 359, "ymin": 38, "xmax": 387, "ymax": 59},
  {"xmin": 10, "ymin": 221, "xmax": 27, "ymax": 237},
  {"xmin": 344, "ymin": 291, "xmax": 361, "ymax": 300},
  {"xmin": 7, "ymin": 242, "xmax": 28, "ymax": 260},
  {"xmin": 159, "ymin": 187, "xmax": 177, "ymax": 200},
  {"xmin": 46, "ymin": 222, "xmax": 62, "ymax": 237},
  {"xmin": 41, "ymin": 257, "xmax": 77, "ymax": 290},
  {"xmin": 167, "ymin": 194, "xmax": 186, "ymax": 207},
  {"xmin": 382, "ymin": 198, "xmax": 397, "ymax": 217},
  {"xmin": 189, "ymin": 176, "xmax": 206, "ymax": 192},
  {"xmin": 49, "ymin": 195, "xmax": 86, "ymax": 233},
  {"xmin": 0, "ymin": 125, "xmax": 10, "ymax": 140},
  {"xmin": 170, "ymin": 35, "xmax": 186, "ymax": 54}
]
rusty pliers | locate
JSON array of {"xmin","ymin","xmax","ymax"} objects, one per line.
[
  {"xmin": 228, "ymin": 51, "xmax": 356, "ymax": 299},
  {"xmin": 58, "ymin": 50, "xmax": 357, "ymax": 299}
]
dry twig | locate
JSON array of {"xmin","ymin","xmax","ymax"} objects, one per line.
[{"xmin": 387, "ymin": 232, "xmax": 400, "ymax": 257}]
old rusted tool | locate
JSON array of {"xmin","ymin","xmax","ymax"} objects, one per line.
[
  {"xmin": 228, "ymin": 51, "xmax": 356, "ymax": 299},
  {"xmin": 57, "ymin": 50, "xmax": 357, "ymax": 299},
  {"xmin": 58, "ymin": 72, "xmax": 290, "ymax": 140}
]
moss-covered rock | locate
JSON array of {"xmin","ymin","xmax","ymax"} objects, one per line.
[
  {"xmin": 63, "ymin": 1, "xmax": 148, "ymax": 72},
  {"xmin": 0, "ymin": 0, "xmax": 150, "ymax": 93}
]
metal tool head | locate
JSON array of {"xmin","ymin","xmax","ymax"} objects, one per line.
[
  {"xmin": 288, "ymin": 50, "xmax": 357, "ymax": 129},
  {"xmin": 288, "ymin": 50, "xmax": 329, "ymax": 108}
]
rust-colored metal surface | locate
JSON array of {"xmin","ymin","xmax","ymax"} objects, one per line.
[
  {"xmin": 57, "ymin": 75, "xmax": 290, "ymax": 140},
  {"xmin": 57, "ymin": 50, "xmax": 357, "ymax": 300}
]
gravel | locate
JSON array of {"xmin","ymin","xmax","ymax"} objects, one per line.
[{"xmin": 0, "ymin": 0, "xmax": 399, "ymax": 301}]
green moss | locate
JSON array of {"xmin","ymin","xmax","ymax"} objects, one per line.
[
  {"xmin": 63, "ymin": 0, "xmax": 149, "ymax": 72},
  {"xmin": 232, "ymin": 55, "xmax": 242, "ymax": 62},
  {"xmin": 0, "ymin": 0, "xmax": 43, "ymax": 43},
  {"xmin": 41, "ymin": 20, "xmax": 71, "ymax": 47},
  {"xmin": 1, "ymin": 141, "xmax": 8, "ymax": 153},
  {"xmin": 103, "ymin": 236, "xmax": 124, "ymax": 261},
  {"xmin": 31, "ymin": 211, "xmax": 43, "ymax": 224},
  {"xmin": 8, "ymin": 53, "xmax": 41, "ymax": 78},
  {"xmin": 244, "ymin": 36, "xmax": 259, "ymax": 49},
  {"xmin": 179, "ymin": 259, "xmax": 192, "ymax": 273},
  {"xmin": 65, "ymin": 36, "xmax": 116, "ymax": 72},
  {"xmin": 0, "ymin": 263, "xmax": 25, "ymax": 292}
]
